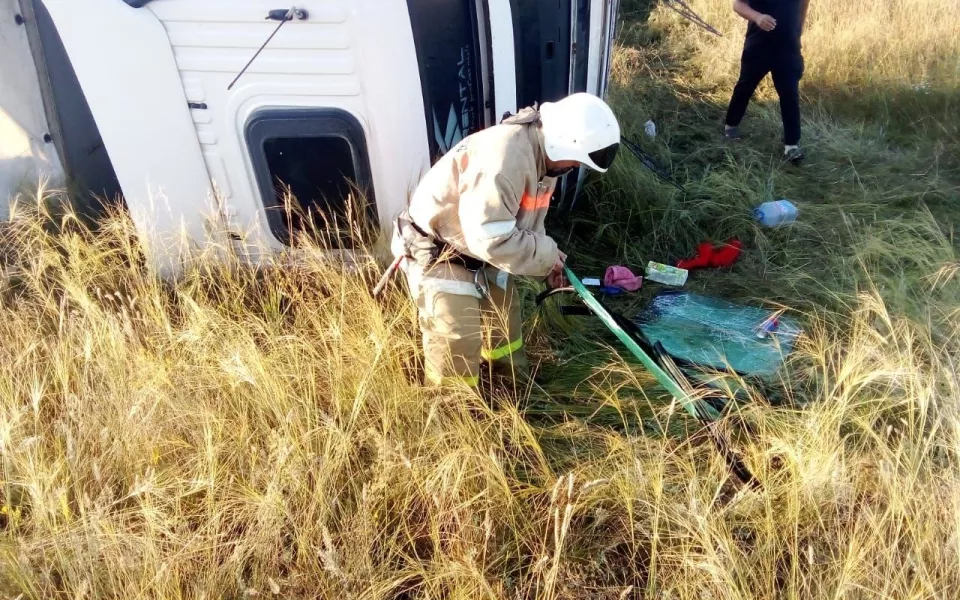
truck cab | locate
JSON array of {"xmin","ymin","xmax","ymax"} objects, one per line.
[{"xmin": 12, "ymin": 0, "xmax": 620, "ymax": 272}]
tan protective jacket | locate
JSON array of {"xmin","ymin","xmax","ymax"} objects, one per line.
[{"xmin": 404, "ymin": 114, "xmax": 560, "ymax": 278}]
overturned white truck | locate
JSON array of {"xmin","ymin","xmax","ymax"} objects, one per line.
[{"xmin": 1, "ymin": 0, "xmax": 620, "ymax": 272}]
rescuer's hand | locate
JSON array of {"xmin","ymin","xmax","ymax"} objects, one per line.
[{"xmin": 546, "ymin": 252, "xmax": 567, "ymax": 288}]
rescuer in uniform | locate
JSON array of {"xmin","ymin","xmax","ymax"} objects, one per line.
[{"xmin": 392, "ymin": 92, "xmax": 621, "ymax": 387}]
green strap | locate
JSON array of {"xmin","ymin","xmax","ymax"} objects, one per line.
[{"xmin": 563, "ymin": 266, "xmax": 720, "ymax": 421}]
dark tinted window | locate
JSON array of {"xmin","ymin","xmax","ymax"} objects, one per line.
[
  {"xmin": 246, "ymin": 109, "xmax": 376, "ymax": 247},
  {"xmin": 263, "ymin": 135, "xmax": 357, "ymax": 230}
]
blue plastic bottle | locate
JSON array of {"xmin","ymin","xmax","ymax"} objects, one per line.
[{"xmin": 753, "ymin": 200, "xmax": 798, "ymax": 227}]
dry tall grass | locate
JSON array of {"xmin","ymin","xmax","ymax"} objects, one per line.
[
  {"xmin": 0, "ymin": 185, "xmax": 957, "ymax": 598},
  {"xmin": 646, "ymin": 0, "xmax": 960, "ymax": 92},
  {"xmin": 2, "ymin": 1, "xmax": 960, "ymax": 597}
]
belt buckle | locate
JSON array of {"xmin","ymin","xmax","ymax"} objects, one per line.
[{"xmin": 473, "ymin": 268, "xmax": 489, "ymax": 298}]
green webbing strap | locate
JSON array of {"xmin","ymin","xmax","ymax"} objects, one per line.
[
  {"xmin": 556, "ymin": 266, "xmax": 758, "ymax": 488},
  {"xmin": 564, "ymin": 266, "xmax": 720, "ymax": 421}
]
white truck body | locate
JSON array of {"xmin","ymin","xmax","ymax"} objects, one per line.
[{"xmin": 2, "ymin": 0, "xmax": 620, "ymax": 273}]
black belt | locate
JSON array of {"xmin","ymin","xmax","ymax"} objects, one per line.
[{"xmin": 407, "ymin": 219, "xmax": 487, "ymax": 272}]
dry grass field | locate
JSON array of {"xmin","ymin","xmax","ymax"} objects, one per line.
[{"xmin": 1, "ymin": 0, "xmax": 958, "ymax": 598}]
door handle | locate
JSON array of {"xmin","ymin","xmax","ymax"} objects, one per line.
[{"xmin": 266, "ymin": 7, "xmax": 308, "ymax": 21}]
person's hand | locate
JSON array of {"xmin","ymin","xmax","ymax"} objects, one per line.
[
  {"xmin": 546, "ymin": 251, "xmax": 567, "ymax": 288},
  {"xmin": 754, "ymin": 14, "xmax": 777, "ymax": 31},
  {"xmin": 546, "ymin": 266, "xmax": 566, "ymax": 289}
]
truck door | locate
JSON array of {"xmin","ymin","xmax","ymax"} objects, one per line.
[
  {"xmin": 512, "ymin": 0, "xmax": 619, "ymax": 209},
  {"xmin": 405, "ymin": 0, "xmax": 491, "ymax": 162}
]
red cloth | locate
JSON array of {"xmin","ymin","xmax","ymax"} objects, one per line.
[
  {"xmin": 677, "ymin": 239, "xmax": 742, "ymax": 270},
  {"xmin": 710, "ymin": 239, "xmax": 742, "ymax": 268},
  {"xmin": 604, "ymin": 265, "xmax": 643, "ymax": 291},
  {"xmin": 676, "ymin": 242, "xmax": 715, "ymax": 270}
]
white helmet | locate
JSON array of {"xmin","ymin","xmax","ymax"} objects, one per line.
[{"xmin": 539, "ymin": 92, "xmax": 621, "ymax": 173}]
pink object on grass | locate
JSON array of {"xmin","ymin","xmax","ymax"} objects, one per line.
[{"xmin": 604, "ymin": 266, "xmax": 643, "ymax": 291}]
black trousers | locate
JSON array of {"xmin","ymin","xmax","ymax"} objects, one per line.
[{"xmin": 725, "ymin": 46, "xmax": 804, "ymax": 146}]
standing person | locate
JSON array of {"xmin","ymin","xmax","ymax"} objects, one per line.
[
  {"xmin": 723, "ymin": 0, "xmax": 811, "ymax": 164},
  {"xmin": 392, "ymin": 93, "xmax": 620, "ymax": 388}
]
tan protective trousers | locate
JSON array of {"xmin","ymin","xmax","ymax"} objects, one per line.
[{"xmin": 409, "ymin": 262, "xmax": 527, "ymax": 387}]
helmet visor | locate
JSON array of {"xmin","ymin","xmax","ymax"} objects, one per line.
[{"xmin": 588, "ymin": 142, "xmax": 620, "ymax": 170}]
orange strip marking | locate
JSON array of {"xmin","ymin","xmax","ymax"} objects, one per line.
[{"xmin": 519, "ymin": 191, "xmax": 552, "ymax": 211}]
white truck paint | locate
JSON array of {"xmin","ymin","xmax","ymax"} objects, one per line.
[
  {"xmin": 0, "ymin": 0, "xmax": 64, "ymax": 218},
  {"xmin": 143, "ymin": 0, "xmax": 431, "ymax": 256},
  {"xmin": 40, "ymin": 0, "xmax": 217, "ymax": 275},
  {"xmin": 20, "ymin": 0, "xmax": 620, "ymax": 275}
]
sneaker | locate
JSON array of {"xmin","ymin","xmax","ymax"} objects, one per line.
[
  {"xmin": 723, "ymin": 126, "xmax": 744, "ymax": 140},
  {"xmin": 784, "ymin": 146, "xmax": 805, "ymax": 164}
]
